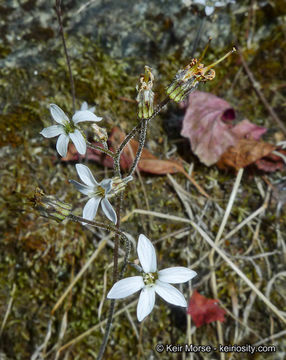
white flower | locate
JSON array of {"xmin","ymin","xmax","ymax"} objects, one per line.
[
  {"xmin": 40, "ymin": 104, "xmax": 102, "ymax": 157},
  {"xmin": 107, "ymin": 234, "xmax": 197, "ymax": 322},
  {"xmin": 192, "ymin": 0, "xmax": 235, "ymax": 16},
  {"xmin": 69, "ymin": 164, "xmax": 132, "ymax": 224}
]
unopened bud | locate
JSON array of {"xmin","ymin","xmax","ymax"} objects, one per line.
[
  {"xmin": 91, "ymin": 123, "xmax": 108, "ymax": 142},
  {"xmin": 32, "ymin": 188, "xmax": 72, "ymax": 222},
  {"xmin": 110, "ymin": 176, "xmax": 133, "ymax": 196},
  {"xmin": 136, "ymin": 66, "xmax": 155, "ymax": 119},
  {"xmin": 167, "ymin": 42, "xmax": 236, "ymax": 102}
]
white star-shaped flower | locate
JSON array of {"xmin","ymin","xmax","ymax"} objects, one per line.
[
  {"xmin": 107, "ymin": 234, "xmax": 197, "ymax": 322},
  {"xmin": 192, "ymin": 0, "xmax": 235, "ymax": 16},
  {"xmin": 40, "ymin": 104, "xmax": 102, "ymax": 157},
  {"xmin": 69, "ymin": 164, "xmax": 132, "ymax": 224}
]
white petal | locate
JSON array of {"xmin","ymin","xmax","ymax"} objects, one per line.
[
  {"xmin": 100, "ymin": 179, "xmax": 113, "ymax": 193},
  {"xmin": 158, "ymin": 267, "xmax": 197, "ymax": 284},
  {"xmin": 101, "ymin": 198, "xmax": 117, "ymax": 224},
  {"xmin": 69, "ymin": 180, "xmax": 93, "ymax": 196},
  {"xmin": 214, "ymin": 1, "xmax": 225, "ymax": 6},
  {"xmin": 194, "ymin": 0, "xmax": 206, "ymax": 4},
  {"xmin": 107, "ymin": 276, "xmax": 144, "ymax": 299},
  {"xmin": 155, "ymin": 280, "xmax": 187, "ymax": 307},
  {"xmin": 40, "ymin": 125, "xmax": 64, "ymax": 138},
  {"xmin": 75, "ymin": 164, "xmax": 98, "ymax": 187},
  {"xmin": 72, "ymin": 110, "xmax": 102, "ymax": 124},
  {"xmin": 137, "ymin": 234, "xmax": 157, "ymax": 273},
  {"xmin": 205, "ymin": 6, "xmax": 214, "ymax": 15},
  {"xmin": 69, "ymin": 130, "xmax": 86, "ymax": 155},
  {"xmin": 82, "ymin": 197, "xmax": 101, "ymax": 221},
  {"xmin": 50, "ymin": 104, "xmax": 70, "ymax": 124},
  {"xmin": 137, "ymin": 287, "xmax": 156, "ymax": 322},
  {"xmin": 80, "ymin": 101, "xmax": 88, "ymax": 111},
  {"xmin": 56, "ymin": 134, "xmax": 69, "ymax": 157},
  {"xmin": 88, "ymin": 106, "xmax": 96, "ymax": 113}
]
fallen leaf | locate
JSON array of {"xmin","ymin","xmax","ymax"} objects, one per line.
[
  {"xmin": 61, "ymin": 143, "xmax": 114, "ymax": 168},
  {"xmin": 231, "ymin": 119, "xmax": 267, "ymax": 140},
  {"xmin": 181, "ymin": 91, "xmax": 270, "ymax": 168},
  {"xmin": 187, "ymin": 290, "xmax": 226, "ymax": 327},
  {"xmin": 255, "ymin": 149, "xmax": 286, "ymax": 172},
  {"xmin": 181, "ymin": 91, "xmax": 237, "ymax": 166},
  {"xmin": 108, "ymin": 127, "xmax": 184, "ymax": 174},
  {"xmin": 217, "ymin": 139, "xmax": 276, "ymax": 170}
]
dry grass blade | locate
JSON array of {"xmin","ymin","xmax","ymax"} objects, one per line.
[
  {"xmin": 58, "ymin": 300, "xmax": 137, "ymax": 353},
  {"xmin": 0, "ymin": 283, "xmax": 16, "ymax": 337},
  {"xmin": 52, "ymin": 237, "xmax": 108, "ymax": 314},
  {"xmin": 208, "ymin": 168, "xmax": 244, "ymax": 359}
]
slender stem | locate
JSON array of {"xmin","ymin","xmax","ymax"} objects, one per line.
[
  {"xmin": 114, "ymin": 97, "xmax": 170, "ymax": 177},
  {"xmin": 96, "ymin": 300, "xmax": 116, "ymax": 360},
  {"xmin": 97, "ymin": 192, "xmax": 124, "ymax": 360},
  {"xmin": 237, "ymin": 46, "xmax": 286, "ymax": 135},
  {"xmin": 68, "ymin": 214, "xmax": 128, "ymax": 244},
  {"xmin": 55, "ymin": 0, "xmax": 76, "ymax": 113},
  {"xmin": 128, "ymin": 119, "xmax": 148, "ymax": 177},
  {"xmin": 86, "ymin": 141, "xmax": 115, "ymax": 158}
]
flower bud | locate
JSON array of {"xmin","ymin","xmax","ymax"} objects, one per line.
[
  {"xmin": 32, "ymin": 188, "xmax": 72, "ymax": 222},
  {"xmin": 167, "ymin": 43, "xmax": 236, "ymax": 102},
  {"xmin": 91, "ymin": 123, "xmax": 108, "ymax": 142},
  {"xmin": 109, "ymin": 176, "xmax": 133, "ymax": 197},
  {"xmin": 136, "ymin": 66, "xmax": 155, "ymax": 119}
]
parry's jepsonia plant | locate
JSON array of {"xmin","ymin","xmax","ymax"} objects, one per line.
[
  {"xmin": 107, "ymin": 234, "xmax": 197, "ymax": 321},
  {"xmin": 35, "ymin": 32, "xmax": 235, "ymax": 358}
]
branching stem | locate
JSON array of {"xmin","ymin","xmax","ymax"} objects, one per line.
[{"xmin": 55, "ymin": 0, "xmax": 76, "ymax": 113}]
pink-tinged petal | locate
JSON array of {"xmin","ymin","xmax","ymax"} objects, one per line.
[
  {"xmin": 137, "ymin": 286, "xmax": 156, "ymax": 322},
  {"xmin": 69, "ymin": 130, "xmax": 86, "ymax": 155},
  {"xmin": 137, "ymin": 234, "xmax": 157, "ymax": 273},
  {"xmin": 82, "ymin": 197, "xmax": 101, "ymax": 223},
  {"xmin": 69, "ymin": 180, "xmax": 92, "ymax": 196},
  {"xmin": 72, "ymin": 110, "xmax": 102, "ymax": 124},
  {"xmin": 101, "ymin": 198, "xmax": 117, "ymax": 224},
  {"xmin": 75, "ymin": 164, "xmax": 98, "ymax": 187},
  {"xmin": 107, "ymin": 276, "xmax": 144, "ymax": 299},
  {"xmin": 56, "ymin": 134, "xmax": 69, "ymax": 157},
  {"xmin": 155, "ymin": 280, "xmax": 187, "ymax": 307},
  {"xmin": 50, "ymin": 104, "xmax": 70, "ymax": 124},
  {"xmin": 40, "ymin": 125, "xmax": 64, "ymax": 138},
  {"xmin": 158, "ymin": 267, "xmax": 197, "ymax": 284}
]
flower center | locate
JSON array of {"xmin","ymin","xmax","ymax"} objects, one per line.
[
  {"xmin": 143, "ymin": 271, "xmax": 158, "ymax": 286},
  {"xmin": 63, "ymin": 121, "xmax": 76, "ymax": 134},
  {"xmin": 94, "ymin": 186, "xmax": 106, "ymax": 198}
]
